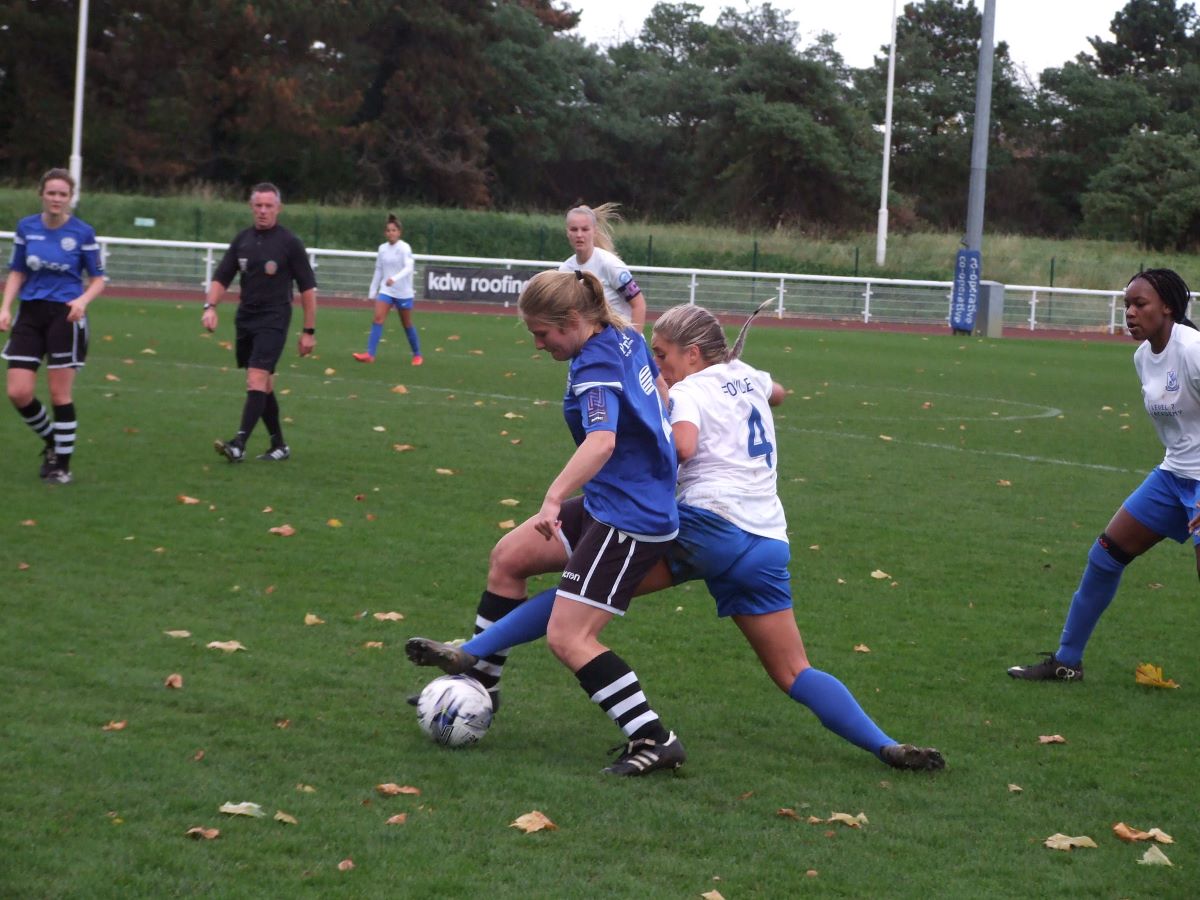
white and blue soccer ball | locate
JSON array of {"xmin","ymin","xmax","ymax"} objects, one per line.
[{"xmin": 416, "ymin": 675, "xmax": 493, "ymax": 748}]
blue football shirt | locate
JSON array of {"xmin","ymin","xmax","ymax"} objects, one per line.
[
  {"xmin": 563, "ymin": 325, "xmax": 679, "ymax": 540},
  {"xmin": 8, "ymin": 214, "xmax": 105, "ymax": 303}
]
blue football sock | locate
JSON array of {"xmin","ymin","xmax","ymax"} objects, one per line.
[
  {"xmin": 405, "ymin": 324, "xmax": 421, "ymax": 355},
  {"xmin": 367, "ymin": 323, "xmax": 384, "ymax": 356},
  {"xmin": 788, "ymin": 668, "xmax": 894, "ymax": 758},
  {"xmin": 1056, "ymin": 538, "xmax": 1127, "ymax": 666},
  {"xmin": 462, "ymin": 587, "xmax": 555, "ymax": 658}
]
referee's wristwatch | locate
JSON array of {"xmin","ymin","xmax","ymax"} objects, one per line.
[
  {"xmin": 302, "ymin": 327, "xmax": 316, "ymax": 335},
  {"xmin": 202, "ymin": 303, "xmax": 214, "ymax": 311}
]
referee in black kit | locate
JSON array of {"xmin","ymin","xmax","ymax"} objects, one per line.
[{"xmin": 202, "ymin": 182, "xmax": 317, "ymax": 462}]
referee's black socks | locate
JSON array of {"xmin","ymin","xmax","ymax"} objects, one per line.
[{"xmin": 237, "ymin": 390, "xmax": 268, "ymax": 444}]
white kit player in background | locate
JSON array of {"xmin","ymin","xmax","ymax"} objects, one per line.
[{"xmin": 559, "ymin": 203, "xmax": 647, "ymax": 331}]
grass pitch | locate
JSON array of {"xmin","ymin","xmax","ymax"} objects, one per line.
[{"xmin": 0, "ymin": 299, "xmax": 1194, "ymax": 898}]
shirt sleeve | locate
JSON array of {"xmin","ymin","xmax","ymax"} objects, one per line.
[
  {"xmin": 288, "ymin": 235, "xmax": 317, "ymax": 292},
  {"xmin": 668, "ymin": 383, "xmax": 702, "ymax": 427},
  {"xmin": 212, "ymin": 237, "xmax": 240, "ymax": 288},
  {"xmin": 579, "ymin": 385, "xmax": 621, "ymax": 434},
  {"xmin": 8, "ymin": 221, "xmax": 28, "ymax": 273},
  {"xmin": 80, "ymin": 224, "xmax": 104, "ymax": 277},
  {"xmin": 604, "ymin": 252, "xmax": 641, "ymax": 302},
  {"xmin": 392, "ymin": 243, "xmax": 414, "ymax": 282},
  {"xmin": 368, "ymin": 245, "xmax": 385, "ymax": 297}
]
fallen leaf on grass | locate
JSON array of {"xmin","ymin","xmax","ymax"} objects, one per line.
[
  {"xmin": 870, "ymin": 569, "xmax": 890, "ymax": 580},
  {"xmin": 1037, "ymin": 734, "xmax": 1066, "ymax": 744},
  {"xmin": 826, "ymin": 812, "xmax": 869, "ymax": 828},
  {"xmin": 324, "ymin": 368, "xmax": 337, "ymax": 376},
  {"xmin": 269, "ymin": 524, "xmax": 296, "ymax": 537},
  {"xmin": 192, "ymin": 750, "xmax": 205, "ymax": 762},
  {"xmin": 164, "ymin": 673, "xmax": 183, "ymax": 689},
  {"xmin": 777, "ymin": 808, "xmax": 801, "ymax": 820},
  {"xmin": 20, "ymin": 519, "xmax": 36, "ymax": 526},
  {"xmin": 327, "ymin": 519, "xmax": 343, "ymax": 528},
  {"xmin": 363, "ymin": 641, "xmax": 384, "ymax": 649},
  {"xmin": 296, "ymin": 784, "xmax": 316, "ymax": 793},
  {"xmin": 275, "ymin": 719, "xmax": 291, "ymax": 729},
  {"xmin": 878, "ymin": 434, "xmax": 893, "ymax": 442},
  {"xmin": 206, "ymin": 641, "xmax": 246, "ymax": 653},
  {"xmin": 1138, "ymin": 845, "xmax": 1173, "ymax": 866},
  {"xmin": 219, "ymin": 801, "xmax": 265, "ymax": 818},
  {"xmin": 1134, "ymin": 662, "xmax": 1179, "ymax": 689},
  {"xmin": 185, "ymin": 827, "xmax": 220, "ymax": 840},
  {"xmin": 1112, "ymin": 822, "xmax": 1173, "ymax": 844},
  {"xmin": 997, "ymin": 479, "xmax": 1013, "ymax": 487},
  {"xmin": 376, "ymin": 783, "xmax": 420, "ymax": 797},
  {"xmin": 164, "ymin": 630, "xmax": 191, "ymax": 638},
  {"xmin": 499, "ymin": 498, "xmax": 519, "ymax": 506},
  {"xmin": 338, "ymin": 859, "xmax": 355, "ymax": 872},
  {"xmin": 510, "ymin": 811, "xmax": 557, "ymax": 833},
  {"xmin": 701, "ymin": 891, "xmax": 725, "ymax": 900},
  {"xmin": 274, "ymin": 811, "xmax": 298, "ymax": 825},
  {"xmin": 385, "ymin": 814, "xmax": 408, "ymax": 825},
  {"xmin": 393, "ymin": 444, "xmax": 415, "ymax": 452},
  {"xmin": 435, "ymin": 468, "xmax": 455, "ymax": 475},
  {"xmin": 372, "ymin": 425, "xmax": 385, "ymax": 432},
  {"xmin": 101, "ymin": 720, "xmax": 127, "ymax": 731},
  {"xmin": 391, "ymin": 384, "xmax": 408, "ymax": 394},
  {"xmin": 1044, "ymin": 833, "xmax": 1096, "ymax": 851},
  {"xmin": 304, "ymin": 613, "xmax": 325, "ymax": 626},
  {"xmin": 373, "ymin": 611, "xmax": 405, "ymax": 622},
  {"xmin": 177, "ymin": 494, "xmax": 201, "ymax": 505},
  {"xmin": 105, "ymin": 373, "xmax": 120, "ymax": 382},
  {"xmin": 854, "ymin": 644, "xmax": 871, "ymax": 653},
  {"xmin": 503, "ymin": 412, "xmax": 524, "ymax": 419},
  {"xmin": 1007, "ymin": 784, "xmax": 1023, "ymax": 793},
  {"xmin": 17, "ymin": 562, "xmax": 30, "ymax": 571},
  {"xmin": 498, "ymin": 519, "xmax": 516, "ymax": 530}
]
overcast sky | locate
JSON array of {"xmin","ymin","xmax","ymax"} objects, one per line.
[{"xmin": 564, "ymin": 1, "xmax": 1128, "ymax": 78}]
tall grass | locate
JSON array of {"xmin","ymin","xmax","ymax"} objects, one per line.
[{"xmin": 0, "ymin": 186, "xmax": 1190, "ymax": 289}]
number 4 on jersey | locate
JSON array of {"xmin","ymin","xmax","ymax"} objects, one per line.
[{"xmin": 746, "ymin": 407, "xmax": 774, "ymax": 468}]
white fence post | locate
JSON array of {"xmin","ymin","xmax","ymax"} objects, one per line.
[
  {"xmin": 776, "ymin": 278, "xmax": 786, "ymax": 316},
  {"xmin": 1028, "ymin": 290, "xmax": 1038, "ymax": 330},
  {"xmin": 862, "ymin": 282, "xmax": 872, "ymax": 324},
  {"xmin": 1109, "ymin": 293, "xmax": 1120, "ymax": 335},
  {"xmin": 689, "ymin": 272, "xmax": 697, "ymax": 305},
  {"xmin": 203, "ymin": 247, "xmax": 214, "ymax": 291}
]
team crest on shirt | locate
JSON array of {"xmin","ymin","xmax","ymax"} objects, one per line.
[
  {"xmin": 60, "ymin": 237, "xmax": 77, "ymax": 252},
  {"xmin": 1166, "ymin": 369, "xmax": 1180, "ymax": 392},
  {"xmin": 265, "ymin": 260, "xmax": 278, "ymax": 275}
]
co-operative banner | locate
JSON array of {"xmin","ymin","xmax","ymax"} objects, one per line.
[
  {"xmin": 950, "ymin": 250, "xmax": 981, "ymax": 332},
  {"xmin": 424, "ymin": 267, "xmax": 541, "ymax": 304}
]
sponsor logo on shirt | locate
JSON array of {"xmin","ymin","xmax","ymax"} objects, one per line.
[
  {"xmin": 586, "ymin": 387, "xmax": 608, "ymax": 425},
  {"xmin": 638, "ymin": 364, "xmax": 655, "ymax": 395},
  {"xmin": 618, "ymin": 333, "xmax": 634, "ymax": 357}
]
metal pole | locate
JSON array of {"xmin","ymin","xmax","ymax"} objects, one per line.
[
  {"xmin": 964, "ymin": 0, "xmax": 996, "ymax": 252},
  {"xmin": 875, "ymin": 0, "xmax": 899, "ymax": 266},
  {"xmin": 69, "ymin": 0, "xmax": 90, "ymax": 207}
]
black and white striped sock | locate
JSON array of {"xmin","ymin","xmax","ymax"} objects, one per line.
[
  {"xmin": 575, "ymin": 650, "xmax": 669, "ymax": 743},
  {"xmin": 53, "ymin": 403, "xmax": 77, "ymax": 469},
  {"xmin": 468, "ymin": 590, "xmax": 522, "ymax": 697},
  {"xmin": 18, "ymin": 400, "xmax": 54, "ymax": 443}
]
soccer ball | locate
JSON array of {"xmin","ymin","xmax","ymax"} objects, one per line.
[{"xmin": 415, "ymin": 675, "xmax": 493, "ymax": 748}]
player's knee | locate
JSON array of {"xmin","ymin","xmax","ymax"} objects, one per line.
[{"xmin": 1091, "ymin": 532, "xmax": 1134, "ymax": 569}]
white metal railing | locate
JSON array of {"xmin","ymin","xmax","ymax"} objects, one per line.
[{"xmin": 0, "ymin": 231, "xmax": 1173, "ymax": 333}]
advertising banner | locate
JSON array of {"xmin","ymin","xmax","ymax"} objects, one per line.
[
  {"xmin": 950, "ymin": 250, "xmax": 981, "ymax": 333},
  {"xmin": 424, "ymin": 267, "xmax": 541, "ymax": 304}
]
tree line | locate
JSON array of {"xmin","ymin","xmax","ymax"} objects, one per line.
[{"xmin": 3, "ymin": 0, "xmax": 1200, "ymax": 249}]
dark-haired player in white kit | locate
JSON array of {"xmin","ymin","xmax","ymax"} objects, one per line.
[
  {"xmin": 203, "ymin": 182, "xmax": 316, "ymax": 462},
  {"xmin": 1, "ymin": 168, "xmax": 106, "ymax": 484}
]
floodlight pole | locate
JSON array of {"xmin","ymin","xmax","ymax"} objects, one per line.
[
  {"xmin": 69, "ymin": 0, "xmax": 90, "ymax": 208},
  {"xmin": 875, "ymin": 0, "xmax": 899, "ymax": 266},
  {"xmin": 964, "ymin": 0, "xmax": 996, "ymax": 252}
]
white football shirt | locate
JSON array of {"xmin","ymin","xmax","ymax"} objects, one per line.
[
  {"xmin": 668, "ymin": 358, "xmax": 788, "ymax": 541},
  {"xmin": 1134, "ymin": 321, "xmax": 1200, "ymax": 479},
  {"xmin": 368, "ymin": 239, "xmax": 415, "ymax": 299},
  {"xmin": 559, "ymin": 247, "xmax": 639, "ymax": 321}
]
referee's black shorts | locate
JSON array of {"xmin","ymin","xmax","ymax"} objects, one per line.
[
  {"xmin": 234, "ymin": 309, "xmax": 291, "ymax": 372},
  {"xmin": 2, "ymin": 300, "xmax": 88, "ymax": 370}
]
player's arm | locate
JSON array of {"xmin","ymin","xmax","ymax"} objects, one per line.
[
  {"xmin": 768, "ymin": 381, "xmax": 786, "ymax": 407},
  {"xmin": 671, "ymin": 420, "xmax": 699, "ymax": 462},
  {"xmin": 297, "ymin": 287, "xmax": 317, "ymax": 356},
  {"xmin": 628, "ymin": 291, "xmax": 646, "ymax": 331},
  {"xmin": 533, "ymin": 428, "xmax": 616, "ymax": 540},
  {"xmin": 65, "ymin": 271, "xmax": 106, "ymax": 323},
  {"xmin": 0, "ymin": 270, "xmax": 26, "ymax": 331}
]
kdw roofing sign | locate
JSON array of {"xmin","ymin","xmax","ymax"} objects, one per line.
[{"xmin": 425, "ymin": 267, "xmax": 540, "ymax": 303}]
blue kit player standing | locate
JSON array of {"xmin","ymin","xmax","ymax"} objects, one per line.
[
  {"xmin": 1, "ymin": 168, "xmax": 106, "ymax": 484},
  {"xmin": 202, "ymin": 183, "xmax": 317, "ymax": 462}
]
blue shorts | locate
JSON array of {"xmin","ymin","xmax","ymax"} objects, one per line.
[
  {"xmin": 666, "ymin": 505, "xmax": 792, "ymax": 617},
  {"xmin": 376, "ymin": 295, "xmax": 414, "ymax": 310},
  {"xmin": 1123, "ymin": 466, "xmax": 1200, "ymax": 545}
]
